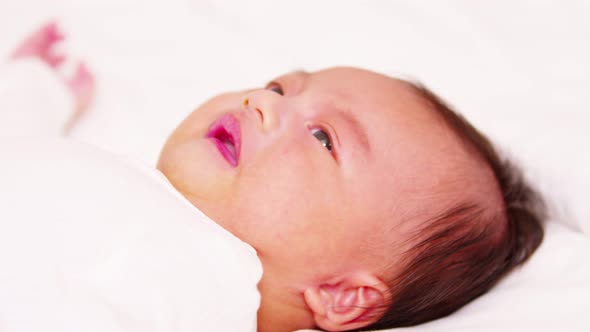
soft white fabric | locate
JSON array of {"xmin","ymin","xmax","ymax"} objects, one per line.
[
  {"xmin": 0, "ymin": 1, "xmax": 589, "ymax": 331},
  {"xmin": 0, "ymin": 138, "xmax": 262, "ymax": 332}
]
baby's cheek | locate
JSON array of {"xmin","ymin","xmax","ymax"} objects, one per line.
[{"xmin": 160, "ymin": 141, "xmax": 233, "ymax": 200}]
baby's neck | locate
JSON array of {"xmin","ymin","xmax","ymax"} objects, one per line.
[{"xmin": 257, "ymin": 273, "xmax": 315, "ymax": 332}]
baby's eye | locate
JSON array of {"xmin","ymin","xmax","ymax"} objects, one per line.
[
  {"xmin": 265, "ymin": 82, "xmax": 284, "ymax": 96},
  {"xmin": 310, "ymin": 128, "xmax": 332, "ymax": 152}
]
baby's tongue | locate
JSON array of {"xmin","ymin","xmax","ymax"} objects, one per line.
[{"xmin": 223, "ymin": 140, "xmax": 236, "ymax": 159}]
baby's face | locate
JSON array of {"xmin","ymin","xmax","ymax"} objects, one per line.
[{"xmin": 158, "ymin": 67, "xmax": 477, "ymax": 285}]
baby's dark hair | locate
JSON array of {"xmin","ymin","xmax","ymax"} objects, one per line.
[{"xmin": 361, "ymin": 82, "xmax": 546, "ymax": 330}]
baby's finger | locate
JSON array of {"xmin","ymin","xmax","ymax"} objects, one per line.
[
  {"xmin": 11, "ymin": 20, "xmax": 65, "ymax": 66},
  {"xmin": 44, "ymin": 21, "xmax": 65, "ymax": 42},
  {"xmin": 68, "ymin": 61, "xmax": 96, "ymax": 108},
  {"xmin": 44, "ymin": 51, "xmax": 66, "ymax": 68},
  {"xmin": 63, "ymin": 61, "xmax": 96, "ymax": 134}
]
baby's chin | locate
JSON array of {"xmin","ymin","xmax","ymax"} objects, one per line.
[
  {"xmin": 157, "ymin": 149, "xmax": 253, "ymax": 243},
  {"xmin": 157, "ymin": 138, "xmax": 236, "ymax": 204}
]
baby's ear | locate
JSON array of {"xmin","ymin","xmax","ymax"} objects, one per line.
[{"xmin": 303, "ymin": 274, "xmax": 389, "ymax": 331}]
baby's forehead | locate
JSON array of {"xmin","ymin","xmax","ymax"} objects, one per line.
[
  {"xmin": 301, "ymin": 67, "xmax": 413, "ymax": 92},
  {"xmin": 288, "ymin": 68, "xmax": 424, "ymax": 118}
]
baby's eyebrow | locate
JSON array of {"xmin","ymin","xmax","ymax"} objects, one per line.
[
  {"xmin": 283, "ymin": 70, "xmax": 308, "ymax": 83},
  {"xmin": 337, "ymin": 109, "xmax": 370, "ymax": 153},
  {"xmin": 286, "ymin": 69, "xmax": 307, "ymax": 77}
]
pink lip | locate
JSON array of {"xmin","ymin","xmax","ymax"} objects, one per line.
[{"xmin": 206, "ymin": 114, "xmax": 241, "ymax": 167}]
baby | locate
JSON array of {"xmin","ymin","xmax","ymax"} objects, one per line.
[
  {"xmin": 157, "ymin": 68, "xmax": 545, "ymax": 331},
  {"xmin": 8, "ymin": 22, "xmax": 545, "ymax": 332}
]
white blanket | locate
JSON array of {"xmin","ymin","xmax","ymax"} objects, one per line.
[
  {"xmin": 0, "ymin": 61, "xmax": 71, "ymax": 137},
  {"xmin": 0, "ymin": 138, "xmax": 262, "ymax": 332}
]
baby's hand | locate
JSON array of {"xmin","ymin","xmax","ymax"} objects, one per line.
[
  {"xmin": 11, "ymin": 21, "xmax": 96, "ymax": 134},
  {"xmin": 11, "ymin": 21, "xmax": 66, "ymax": 68},
  {"xmin": 63, "ymin": 62, "xmax": 96, "ymax": 133}
]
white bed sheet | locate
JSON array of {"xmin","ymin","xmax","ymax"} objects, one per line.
[{"xmin": 1, "ymin": 0, "xmax": 589, "ymax": 331}]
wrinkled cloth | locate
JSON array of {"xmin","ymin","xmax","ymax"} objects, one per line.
[{"xmin": 0, "ymin": 138, "xmax": 262, "ymax": 332}]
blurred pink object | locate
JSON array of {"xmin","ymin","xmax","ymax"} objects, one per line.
[
  {"xmin": 10, "ymin": 21, "xmax": 97, "ymax": 133},
  {"xmin": 64, "ymin": 61, "xmax": 96, "ymax": 133},
  {"xmin": 11, "ymin": 21, "xmax": 66, "ymax": 68}
]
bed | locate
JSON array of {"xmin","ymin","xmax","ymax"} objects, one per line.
[{"xmin": 1, "ymin": 0, "xmax": 589, "ymax": 331}]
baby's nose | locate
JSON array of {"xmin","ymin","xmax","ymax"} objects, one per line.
[{"xmin": 242, "ymin": 89, "xmax": 280, "ymax": 132}]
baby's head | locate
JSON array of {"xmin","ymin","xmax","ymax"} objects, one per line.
[{"xmin": 158, "ymin": 67, "xmax": 544, "ymax": 331}]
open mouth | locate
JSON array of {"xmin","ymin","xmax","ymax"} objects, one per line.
[{"xmin": 205, "ymin": 114, "xmax": 241, "ymax": 167}]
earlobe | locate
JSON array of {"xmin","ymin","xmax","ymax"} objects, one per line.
[{"xmin": 303, "ymin": 274, "xmax": 390, "ymax": 331}]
